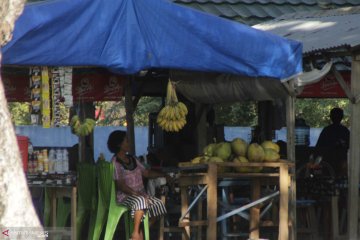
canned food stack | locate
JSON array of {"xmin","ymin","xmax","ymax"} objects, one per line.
[
  {"xmin": 30, "ymin": 67, "xmax": 41, "ymax": 125},
  {"xmin": 51, "ymin": 68, "xmax": 62, "ymax": 127}
]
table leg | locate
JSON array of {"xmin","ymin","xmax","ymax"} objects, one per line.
[
  {"xmin": 331, "ymin": 196, "xmax": 339, "ymax": 239},
  {"xmin": 181, "ymin": 186, "xmax": 190, "ymax": 240},
  {"xmin": 197, "ymin": 194, "xmax": 203, "ymax": 239},
  {"xmin": 50, "ymin": 189, "xmax": 57, "ymax": 227},
  {"xmin": 159, "ymin": 195, "xmax": 166, "ymax": 240},
  {"xmin": 250, "ymin": 179, "xmax": 261, "ymax": 239},
  {"xmin": 71, "ymin": 187, "xmax": 77, "ymax": 240},
  {"xmin": 207, "ymin": 163, "xmax": 217, "ymax": 240},
  {"xmin": 279, "ymin": 164, "xmax": 289, "ymax": 240}
]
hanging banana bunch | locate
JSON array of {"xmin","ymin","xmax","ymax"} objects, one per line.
[
  {"xmin": 157, "ymin": 79, "xmax": 188, "ymax": 132},
  {"xmin": 70, "ymin": 115, "xmax": 96, "ymax": 136}
]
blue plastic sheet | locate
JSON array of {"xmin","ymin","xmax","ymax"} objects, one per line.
[{"xmin": 2, "ymin": 0, "xmax": 302, "ymax": 80}]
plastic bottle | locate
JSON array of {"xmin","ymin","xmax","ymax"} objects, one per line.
[
  {"xmin": 62, "ymin": 148, "xmax": 69, "ymax": 173},
  {"xmin": 28, "ymin": 153, "xmax": 34, "ymax": 174},
  {"xmin": 33, "ymin": 151, "xmax": 38, "ymax": 173},
  {"xmin": 56, "ymin": 148, "xmax": 63, "ymax": 173},
  {"xmin": 48, "ymin": 148, "xmax": 56, "ymax": 173},
  {"xmin": 37, "ymin": 150, "xmax": 44, "ymax": 172},
  {"xmin": 42, "ymin": 149, "xmax": 49, "ymax": 173}
]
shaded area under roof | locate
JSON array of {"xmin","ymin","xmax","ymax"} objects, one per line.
[{"xmin": 253, "ymin": 6, "xmax": 360, "ymax": 56}]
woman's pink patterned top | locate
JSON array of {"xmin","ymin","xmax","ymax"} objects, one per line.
[{"xmin": 112, "ymin": 156, "xmax": 147, "ymax": 203}]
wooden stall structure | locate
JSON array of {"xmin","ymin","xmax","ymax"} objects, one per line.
[
  {"xmin": 255, "ymin": 6, "xmax": 360, "ymax": 239},
  {"xmin": 177, "ymin": 161, "xmax": 294, "ymax": 240},
  {"xmin": 1, "ymin": 1, "xmax": 302, "ymax": 239}
]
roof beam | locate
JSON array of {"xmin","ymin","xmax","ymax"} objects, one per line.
[{"xmin": 331, "ymin": 66, "xmax": 355, "ymax": 102}]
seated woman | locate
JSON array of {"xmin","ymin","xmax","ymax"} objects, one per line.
[{"xmin": 107, "ymin": 130, "xmax": 169, "ymax": 240}]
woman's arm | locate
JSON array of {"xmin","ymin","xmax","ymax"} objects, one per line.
[
  {"xmin": 142, "ymin": 169, "xmax": 166, "ymax": 179},
  {"xmin": 115, "ymin": 178, "xmax": 142, "ymax": 196},
  {"xmin": 142, "ymin": 169, "xmax": 174, "ymax": 184}
]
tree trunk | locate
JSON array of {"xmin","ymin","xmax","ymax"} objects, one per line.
[
  {"xmin": 0, "ymin": 0, "xmax": 44, "ymax": 236},
  {"xmin": 0, "ymin": 0, "xmax": 25, "ymax": 46}
]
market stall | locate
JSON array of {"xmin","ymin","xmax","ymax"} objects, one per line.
[
  {"xmin": 177, "ymin": 161, "xmax": 294, "ymax": 240},
  {"xmin": 255, "ymin": 6, "xmax": 360, "ymax": 239},
  {"xmin": 1, "ymin": 0, "xmax": 303, "ymax": 239}
]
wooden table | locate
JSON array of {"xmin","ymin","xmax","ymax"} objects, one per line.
[
  {"xmin": 177, "ymin": 160, "xmax": 294, "ymax": 240},
  {"xmin": 29, "ymin": 185, "xmax": 77, "ymax": 240}
]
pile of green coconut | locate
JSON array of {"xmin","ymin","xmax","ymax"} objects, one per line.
[{"xmin": 190, "ymin": 138, "xmax": 280, "ymax": 173}]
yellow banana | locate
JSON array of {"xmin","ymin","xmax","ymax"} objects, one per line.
[
  {"xmin": 156, "ymin": 114, "xmax": 163, "ymax": 124},
  {"xmin": 168, "ymin": 121, "xmax": 173, "ymax": 132},
  {"xmin": 178, "ymin": 103, "xmax": 187, "ymax": 118},
  {"xmin": 173, "ymin": 121, "xmax": 179, "ymax": 132},
  {"xmin": 166, "ymin": 80, "xmax": 173, "ymax": 104},
  {"xmin": 164, "ymin": 106, "xmax": 171, "ymax": 119},
  {"xmin": 178, "ymin": 102, "xmax": 188, "ymax": 116},
  {"xmin": 70, "ymin": 115, "xmax": 80, "ymax": 126},
  {"xmin": 179, "ymin": 119, "xmax": 187, "ymax": 128},
  {"xmin": 158, "ymin": 107, "xmax": 167, "ymax": 119},
  {"xmin": 166, "ymin": 107, "xmax": 172, "ymax": 120},
  {"xmin": 159, "ymin": 119, "xmax": 167, "ymax": 128},
  {"xmin": 164, "ymin": 121, "xmax": 171, "ymax": 132},
  {"xmin": 173, "ymin": 105, "xmax": 181, "ymax": 120},
  {"xmin": 73, "ymin": 119, "xmax": 80, "ymax": 130}
]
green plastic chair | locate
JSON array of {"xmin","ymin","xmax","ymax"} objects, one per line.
[
  {"xmin": 90, "ymin": 161, "xmax": 118, "ymax": 240},
  {"xmin": 77, "ymin": 163, "xmax": 97, "ymax": 240},
  {"xmin": 56, "ymin": 197, "xmax": 71, "ymax": 227},
  {"xmin": 104, "ymin": 163, "xmax": 150, "ymax": 240},
  {"xmin": 43, "ymin": 188, "xmax": 51, "ymax": 227},
  {"xmin": 50, "ymin": 196, "xmax": 71, "ymax": 240}
]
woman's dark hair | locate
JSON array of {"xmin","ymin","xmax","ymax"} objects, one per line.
[{"xmin": 107, "ymin": 130, "xmax": 126, "ymax": 154}]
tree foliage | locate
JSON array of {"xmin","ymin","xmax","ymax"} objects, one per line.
[
  {"xmin": 214, "ymin": 101, "xmax": 257, "ymax": 126},
  {"xmin": 96, "ymin": 97, "xmax": 162, "ymax": 126},
  {"xmin": 8, "ymin": 102, "xmax": 70, "ymax": 126},
  {"xmin": 8, "ymin": 102, "xmax": 31, "ymax": 125},
  {"xmin": 295, "ymin": 98, "xmax": 349, "ymax": 127},
  {"xmin": 9, "ymin": 98, "xmax": 350, "ymax": 128}
]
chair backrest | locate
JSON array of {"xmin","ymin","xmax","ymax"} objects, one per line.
[
  {"xmin": 77, "ymin": 163, "xmax": 97, "ymax": 209},
  {"xmin": 97, "ymin": 161, "xmax": 114, "ymax": 207}
]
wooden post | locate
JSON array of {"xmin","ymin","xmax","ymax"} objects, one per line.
[
  {"xmin": 258, "ymin": 101, "xmax": 274, "ymax": 141},
  {"xmin": 286, "ymin": 80, "xmax": 296, "ymax": 240},
  {"xmin": 195, "ymin": 103, "xmax": 207, "ymax": 155},
  {"xmin": 125, "ymin": 77, "xmax": 136, "ymax": 155},
  {"xmin": 249, "ymin": 179, "xmax": 261, "ymax": 239},
  {"xmin": 348, "ymin": 55, "xmax": 360, "ymax": 239},
  {"xmin": 197, "ymin": 196, "xmax": 203, "ymax": 240},
  {"xmin": 279, "ymin": 164, "xmax": 289, "ymax": 240},
  {"xmin": 180, "ymin": 186, "xmax": 190, "ymax": 240},
  {"xmin": 207, "ymin": 163, "xmax": 217, "ymax": 240},
  {"xmin": 71, "ymin": 187, "xmax": 77, "ymax": 240},
  {"xmin": 77, "ymin": 102, "xmax": 95, "ymax": 163}
]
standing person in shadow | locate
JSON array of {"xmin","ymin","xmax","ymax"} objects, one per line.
[{"xmin": 314, "ymin": 107, "xmax": 350, "ymax": 177}]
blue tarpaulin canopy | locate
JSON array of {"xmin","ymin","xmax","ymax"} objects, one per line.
[{"xmin": 1, "ymin": 0, "xmax": 302, "ymax": 80}]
